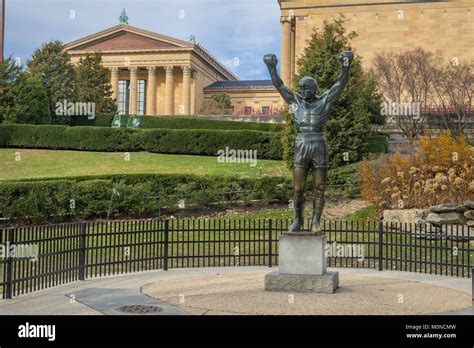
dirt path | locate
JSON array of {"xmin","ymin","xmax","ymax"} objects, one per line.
[
  {"xmin": 322, "ymin": 198, "xmax": 372, "ymax": 220},
  {"xmin": 164, "ymin": 198, "xmax": 373, "ymax": 221}
]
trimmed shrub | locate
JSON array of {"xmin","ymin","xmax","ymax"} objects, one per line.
[
  {"xmin": 69, "ymin": 113, "xmax": 283, "ymax": 132},
  {"xmin": 364, "ymin": 134, "xmax": 389, "ymax": 154},
  {"xmin": 0, "ymin": 124, "xmax": 283, "ymax": 159},
  {"xmin": 141, "ymin": 116, "xmax": 283, "ymax": 132},
  {"xmin": 0, "ymin": 174, "xmax": 293, "ymax": 223},
  {"xmin": 327, "ymin": 162, "xmax": 361, "ymax": 196},
  {"xmin": 0, "ymin": 180, "xmax": 111, "ymax": 221},
  {"xmin": 1, "ymin": 165, "xmax": 361, "ymax": 223},
  {"xmin": 69, "ymin": 113, "xmax": 115, "ymax": 127},
  {"xmin": 0, "ymin": 124, "xmax": 138, "ymax": 151}
]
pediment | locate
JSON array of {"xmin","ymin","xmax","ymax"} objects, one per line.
[
  {"xmin": 65, "ymin": 25, "xmax": 192, "ymax": 52},
  {"xmin": 75, "ymin": 31, "xmax": 180, "ymax": 51}
]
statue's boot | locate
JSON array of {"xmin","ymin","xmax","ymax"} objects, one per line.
[
  {"xmin": 311, "ymin": 205, "xmax": 323, "ymax": 236},
  {"xmin": 288, "ymin": 199, "xmax": 305, "ymax": 233}
]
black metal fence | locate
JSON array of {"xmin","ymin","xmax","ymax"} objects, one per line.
[{"xmin": 1, "ymin": 218, "xmax": 473, "ymax": 299}]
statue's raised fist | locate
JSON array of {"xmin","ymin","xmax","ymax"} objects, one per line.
[
  {"xmin": 339, "ymin": 51, "xmax": 354, "ymax": 65},
  {"xmin": 264, "ymin": 54, "xmax": 278, "ymax": 67}
]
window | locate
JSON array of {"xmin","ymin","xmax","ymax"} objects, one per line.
[
  {"xmin": 244, "ymin": 107, "xmax": 252, "ymax": 115},
  {"xmin": 118, "ymin": 80, "xmax": 130, "ymax": 115},
  {"xmin": 261, "ymin": 106, "xmax": 270, "ymax": 115},
  {"xmin": 137, "ymin": 80, "xmax": 147, "ymax": 116}
]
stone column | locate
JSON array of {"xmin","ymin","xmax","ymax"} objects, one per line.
[
  {"xmin": 290, "ymin": 20, "xmax": 296, "ymax": 87},
  {"xmin": 281, "ymin": 18, "xmax": 292, "ymax": 86},
  {"xmin": 190, "ymin": 75, "xmax": 196, "ymax": 115},
  {"xmin": 165, "ymin": 66, "xmax": 174, "ymax": 115},
  {"xmin": 110, "ymin": 67, "xmax": 119, "ymax": 101},
  {"xmin": 181, "ymin": 66, "xmax": 191, "ymax": 115},
  {"xmin": 129, "ymin": 67, "xmax": 138, "ymax": 115},
  {"xmin": 146, "ymin": 66, "xmax": 156, "ymax": 116}
]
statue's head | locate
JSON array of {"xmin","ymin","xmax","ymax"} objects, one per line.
[{"xmin": 299, "ymin": 77, "xmax": 318, "ymax": 99}]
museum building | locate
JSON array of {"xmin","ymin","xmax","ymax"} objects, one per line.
[{"xmin": 64, "ymin": 24, "xmax": 283, "ymax": 116}]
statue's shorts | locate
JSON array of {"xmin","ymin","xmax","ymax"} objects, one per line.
[{"xmin": 294, "ymin": 133, "xmax": 328, "ymax": 170}]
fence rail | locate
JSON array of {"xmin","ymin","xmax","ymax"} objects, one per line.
[{"xmin": 1, "ymin": 218, "xmax": 473, "ymax": 299}]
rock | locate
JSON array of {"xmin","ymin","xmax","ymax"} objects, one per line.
[
  {"xmin": 414, "ymin": 218, "xmax": 441, "ymax": 231},
  {"xmin": 426, "ymin": 212, "xmax": 466, "ymax": 225},
  {"xmin": 383, "ymin": 209, "xmax": 428, "ymax": 225},
  {"xmin": 464, "ymin": 200, "xmax": 474, "ymax": 209},
  {"xmin": 467, "ymin": 220, "xmax": 474, "ymax": 227},
  {"xmin": 440, "ymin": 224, "xmax": 474, "ymax": 241},
  {"xmin": 430, "ymin": 203, "xmax": 464, "ymax": 213},
  {"xmin": 464, "ymin": 210, "xmax": 474, "ymax": 220},
  {"xmin": 410, "ymin": 220, "xmax": 442, "ymax": 239}
]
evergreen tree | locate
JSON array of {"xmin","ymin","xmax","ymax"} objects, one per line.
[
  {"xmin": 75, "ymin": 53, "xmax": 117, "ymax": 114},
  {"xmin": 200, "ymin": 93, "xmax": 233, "ymax": 115},
  {"xmin": 0, "ymin": 56, "xmax": 21, "ymax": 88},
  {"xmin": 2, "ymin": 72, "xmax": 51, "ymax": 124},
  {"xmin": 0, "ymin": 57, "xmax": 22, "ymax": 123},
  {"xmin": 282, "ymin": 16, "xmax": 384, "ymax": 168},
  {"xmin": 27, "ymin": 41, "xmax": 78, "ymax": 124},
  {"xmin": 281, "ymin": 111, "xmax": 297, "ymax": 169}
]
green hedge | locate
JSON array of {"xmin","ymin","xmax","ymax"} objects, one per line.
[
  {"xmin": 364, "ymin": 134, "xmax": 389, "ymax": 154},
  {"xmin": 0, "ymin": 124, "xmax": 283, "ymax": 159},
  {"xmin": 327, "ymin": 162, "xmax": 360, "ymax": 196},
  {"xmin": 70, "ymin": 114, "xmax": 283, "ymax": 132},
  {"xmin": 1, "ymin": 165, "xmax": 361, "ymax": 223},
  {"xmin": 69, "ymin": 113, "xmax": 115, "ymax": 127},
  {"xmin": 0, "ymin": 174, "xmax": 293, "ymax": 222},
  {"xmin": 142, "ymin": 116, "xmax": 283, "ymax": 132}
]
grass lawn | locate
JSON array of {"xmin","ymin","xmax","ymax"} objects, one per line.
[{"xmin": 0, "ymin": 148, "xmax": 289, "ymax": 181}]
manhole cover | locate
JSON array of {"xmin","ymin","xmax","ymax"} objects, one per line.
[{"xmin": 116, "ymin": 305, "xmax": 164, "ymax": 314}]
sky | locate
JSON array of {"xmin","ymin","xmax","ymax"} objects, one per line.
[{"xmin": 4, "ymin": 0, "xmax": 282, "ymax": 80}]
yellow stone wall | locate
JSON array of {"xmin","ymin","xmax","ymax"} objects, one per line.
[
  {"xmin": 204, "ymin": 89, "xmax": 284, "ymax": 115},
  {"xmin": 192, "ymin": 61, "xmax": 219, "ymax": 115},
  {"xmin": 280, "ymin": 0, "xmax": 473, "ymax": 79}
]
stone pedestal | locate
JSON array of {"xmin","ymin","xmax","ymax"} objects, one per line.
[
  {"xmin": 279, "ymin": 234, "xmax": 327, "ymax": 275},
  {"xmin": 265, "ymin": 233, "xmax": 339, "ymax": 294},
  {"xmin": 265, "ymin": 271, "xmax": 339, "ymax": 294}
]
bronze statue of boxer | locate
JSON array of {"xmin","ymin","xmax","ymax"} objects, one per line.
[{"xmin": 264, "ymin": 51, "xmax": 354, "ymax": 234}]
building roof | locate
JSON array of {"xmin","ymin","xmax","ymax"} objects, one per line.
[
  {"xmin": 64, "ymin": 24, "xmax": 238, "ymax": 81},
  {"xmin": 204, "ymin": 80, "xmax": 275, "ymax": 90}
]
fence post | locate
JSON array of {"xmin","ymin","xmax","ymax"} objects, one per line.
[
  {"xmin": 5, "ymin": 228, "xmax": 14, "ymax": 299},
  {"xmin": 163, "ymin": 220, "xmax": 169, "ymax": 271},
  {"xmin": 378, "ymin": 221, "xmax": 383, "ymax": 272},
  {"xmin": 268, "ymin": 219, "xmax": 273, "ymax": 268},
  {"xmin": 79, "ymin": 222, "xmax": 86, "ymax": 281},
  {"xmin": 471, "ymin": 267, "xmax": 473, "ymax": 309}
]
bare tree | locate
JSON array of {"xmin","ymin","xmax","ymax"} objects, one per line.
[
  {"xmin": 431, "ymin": 60, "xmax": 473, "ymax": 139},
  {"xmin": 371, "ymin": 48, "xmax": 438, "ymax": 145}
]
